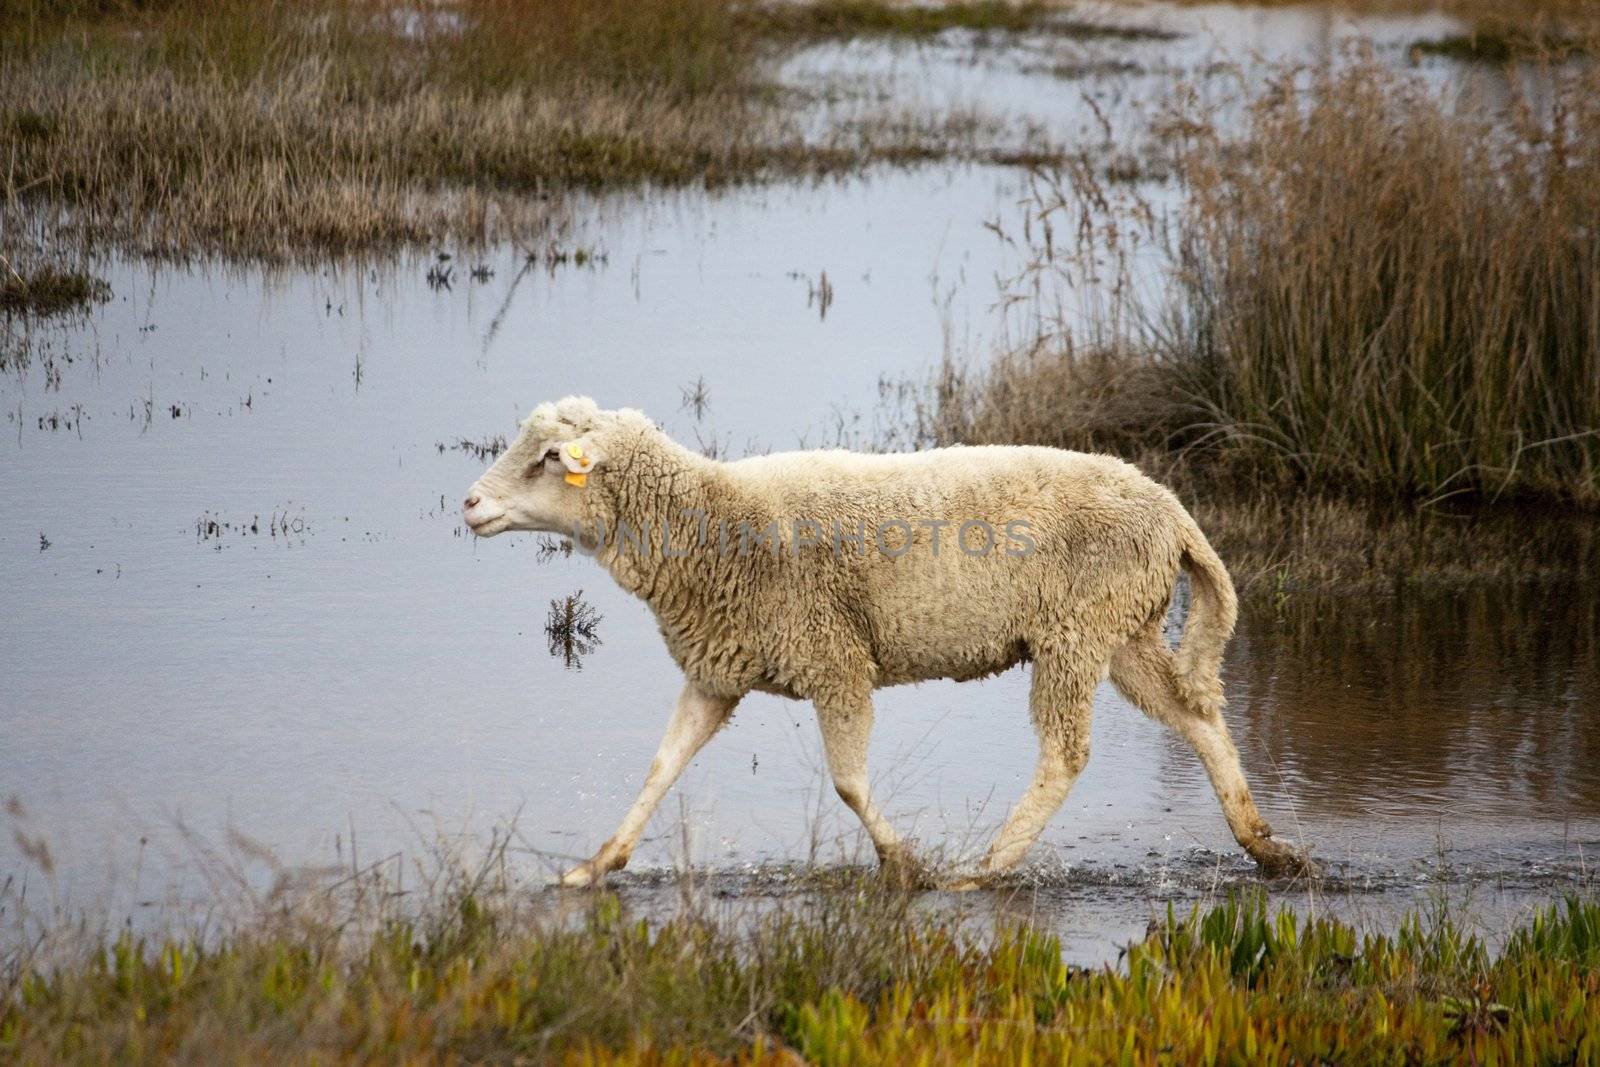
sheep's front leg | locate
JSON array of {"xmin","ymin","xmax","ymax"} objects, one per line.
[
  {"xmin": 815, "ymin": 694, "xmax": 921, "ymax": 884},
  {"xmin": 970, "ymin": 649, "xmax": 1097, "ymax": 881},
  {"xmin": 559, "ymin": 682, "xmax": 740, "ymax": 887}
]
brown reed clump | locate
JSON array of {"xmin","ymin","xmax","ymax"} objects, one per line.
[
  {"xmin": 1171, "ymin": 56, "xmax": 1600, "ymax": 507},
  {"xmin": 926, "ymin": 55, "xmax": 1599, "ymax": 496}
]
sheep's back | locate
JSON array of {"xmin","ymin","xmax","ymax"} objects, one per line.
[{"xmin": 723, "ymin": 445, "xmax": 1187, "ymax": 688}]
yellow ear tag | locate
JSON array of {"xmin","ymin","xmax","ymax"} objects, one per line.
[{"xmin": 560, "ymin": 441, "xmax": 593, "ymax": 485}]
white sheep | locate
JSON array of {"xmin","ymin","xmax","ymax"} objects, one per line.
[{"xmin": 464, "ymin": 396, "xmax": 1307, "ymax": 886}]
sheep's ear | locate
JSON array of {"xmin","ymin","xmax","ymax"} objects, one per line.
[{"xmin": 556, "ymin": 437, "xmax": 605, "ymax": 487}]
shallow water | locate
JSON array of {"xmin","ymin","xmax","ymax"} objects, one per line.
[{"xmin": 4, "ymin": 3, "xmax": 1596, "ymax": 960}]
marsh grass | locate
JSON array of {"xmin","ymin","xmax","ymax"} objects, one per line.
[
  {"xmin": 0, "ymin": 0, "xmax": 766, "ymax": 258},
  {"xmin": 886, "ymin": 349, "xmax": 1600, "ymax": 596},
  {"xmin": 3, "ymin": 831, "xmax": 1598, "ymax": 1066},
  {"xmin": 753, "ymin": 0, "xmax": 1054, "ymax": 37},
  {"xmin": 1173, "ymin": 57, "xmax": 1600, "ymax": 507},
  {"xmin": 753, "ymin": 0, "xmax": 1173, "ymax": 41},
  {"xmin": 1411, "ymin": 29, "xmax": 1589, "ymax": 63},
  {"xmin": 1417, "ymin": 0, "xmax": 1600, "ymax": 61},
  {"xmin": 0, "ymin": 0, "xmax": 1066, "ymax": 260}
]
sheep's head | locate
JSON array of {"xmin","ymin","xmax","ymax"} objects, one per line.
[{"xmin": 463, "ymin": 396, "xmax": 646, "ymax": 539}]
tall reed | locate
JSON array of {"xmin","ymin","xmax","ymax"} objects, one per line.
[{"xmin": 1172, "ymin": 56, "xmax": 1600, "ymax": 505}]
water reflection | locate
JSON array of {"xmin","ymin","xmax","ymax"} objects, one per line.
[
  {"xmin": 1232, "ymin": 583, "xmax": 1600, "ymax": 822},
  {"xmin": 545, "ymin": 591, "xmax": 604, "ymax": 670}
]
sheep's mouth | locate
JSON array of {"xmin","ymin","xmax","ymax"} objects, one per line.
[{"xmin": 466, "ymin": 514, "xmax": 512, "ymax": 537}]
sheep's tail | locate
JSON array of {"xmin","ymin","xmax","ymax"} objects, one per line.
[{"xmin": 1174, "ymin": 519, "xmax": 1238, "ymax": 716}]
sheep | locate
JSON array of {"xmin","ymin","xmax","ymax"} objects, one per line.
[{"xmin": 463, "ymin": 396, "xmax": 1309, "ymax": 887}]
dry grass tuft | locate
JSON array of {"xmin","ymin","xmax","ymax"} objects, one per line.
[
  {"xmin": 0, "ymin": 256, "xmax": 110, "ymax": 317},
  {"xmin": 546, "ymin": 590, "xmax": 604, "ymax": 669},
  {"xmin": 0, "ymin": 0, "xmax": 1068, "ymax": 261}
]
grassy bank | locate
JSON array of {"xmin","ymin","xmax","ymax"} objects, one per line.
[
  {"xmin": 0, "ymin": 0, "xmax": 1072, "ymax": 260},
  {"xmin": 3, "ymin": 872, "xmax": 1598, "ymax": 1063},
  {"xmin": 905, "ymin": 55, "xmax": 1600, "ymax": 596}
]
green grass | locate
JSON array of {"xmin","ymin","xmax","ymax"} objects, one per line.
[{"xmin": 3, "ymin": 878, "xmax": 1598, "ymax": 1063}]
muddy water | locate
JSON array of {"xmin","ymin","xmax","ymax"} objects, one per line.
[{"xmin": 3, "ymin": 5, "xmax": 1596, "ymax": 959}]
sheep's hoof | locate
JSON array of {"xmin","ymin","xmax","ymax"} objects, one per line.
[
  {"xmin": 876, "ymin": 846, "xmax": 935, "ymax": 891},
  {"xmin": 1252, "ymin": 838, "xmax": 1317, "ymax": 880},
  {"xmin": 939, "ymin": 876, "xmax": 983, "ymax": 893},
  {"xmin": 557, "ymin": 861, "xmax": 606, "ymax": 888},
  {"xmin": 938, "ymin": 863, "xmax": 1008, "ymax": 892}
]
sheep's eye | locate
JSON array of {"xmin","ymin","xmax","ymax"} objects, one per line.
[{"xmin": 525, "ymin": 449, "xmax": 559, "ymax": 478}]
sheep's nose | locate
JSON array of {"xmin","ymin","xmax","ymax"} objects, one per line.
[{"xmin": 464, "ymin": 493, "xmax": 482, "ymax": 510}]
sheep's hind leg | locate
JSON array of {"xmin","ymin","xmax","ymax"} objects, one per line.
[
  {"xmin": 815, "ymin": 693, "xmax": 924, "ymax": 887},
  {"xmin": 558, "ymin": 682, "xmax": 740, "ymax": 888},
  {"xmin": 1109, "ymin": 626, "xmax": 1311, "ymax": 878},
  {"xmin": 966, "ymin": 649, "xmax": 1098, "ymax": 884}
]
